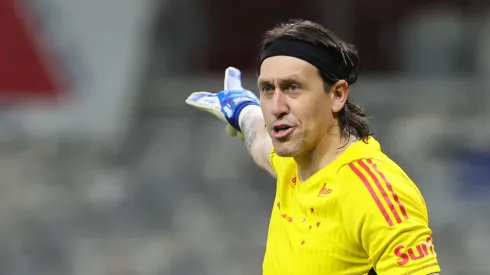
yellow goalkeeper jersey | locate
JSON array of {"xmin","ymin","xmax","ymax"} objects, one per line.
[{"xmin": 262, "ymin": 137, "xmax": 441, "ymax": 275}]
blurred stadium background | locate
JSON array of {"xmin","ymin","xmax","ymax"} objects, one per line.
[{"xmin": 0, "ymin": 0, "xmax": 489, "ymax": 274}]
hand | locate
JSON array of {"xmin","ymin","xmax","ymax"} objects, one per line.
[{"xmin": 185, "ymin": 67, "xmax": 260, "ymax": 139}]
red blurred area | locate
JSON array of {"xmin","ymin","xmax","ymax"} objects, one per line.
[{"xmin": 0, "ymin": 0, "xmax": 63, "ymax": 102}]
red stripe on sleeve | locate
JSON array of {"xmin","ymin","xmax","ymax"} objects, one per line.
[
  {"xmin": 358, "ymin": 160, "xmax": 403, "ymax": 224},
  {"xmin": 348, "ymin": 163, "xmax": 394, "ymax": 227},
  {"xmin": 367, "ymin": 159, "xmax": 409, "ymax": 220}
]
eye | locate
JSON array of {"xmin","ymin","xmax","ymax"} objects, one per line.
[
  {"xmin": 286, "ymin": 84, "xmax": 300, "ymax": 91},
  {"xmin": 261, "ymin": 85, "xmax": 274, "ymax": 93}
]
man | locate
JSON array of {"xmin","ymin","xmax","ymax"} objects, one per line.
[{"xmin": 186, "ymin": 19, "xmax": 441, "ymax": 275}]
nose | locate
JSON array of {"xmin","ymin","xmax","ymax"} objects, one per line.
[{"xmin": 271, "ymin": 89, "xmax": 289, "ymax": 118}]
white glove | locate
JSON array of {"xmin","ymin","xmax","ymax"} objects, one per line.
[{"xmin": 185, "ymin": 67, "xmax": 260, "ymax": 140}]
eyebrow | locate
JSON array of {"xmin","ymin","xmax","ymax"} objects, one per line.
[{"xmin": 258, "ymin": 75, "xmax": 302, "ymax": 87}]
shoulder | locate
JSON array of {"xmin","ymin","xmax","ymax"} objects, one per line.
[
  {"xmin": 336, "ymin": 157, "xmax": 440, "ymax": 274},
  {"xmin": 337, "ymin": 157, "xmax": 424, "ymax": 204},
  {"xmin": 337, "ymin": 157, "xmax": 428, "ymax": 227}
]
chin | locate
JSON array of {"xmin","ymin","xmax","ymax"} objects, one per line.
[
  {"xmin": 272, "ymin": 141, "xmax": 301, "ymax": 157},
  {"xmin": 274, "ymin": 150, "xmax": 296, "ymax": 157}
]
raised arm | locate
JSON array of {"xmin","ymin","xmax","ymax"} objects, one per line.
[
  {"xmin": 239, "ymin": 105, "xmax": 276, "ymax": 178},
  {"xmin": 186, "ymin": 67, "xmax": 276, "ymax": 178}
]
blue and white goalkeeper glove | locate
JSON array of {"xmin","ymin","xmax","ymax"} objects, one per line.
[{"xmin": 185, "ymin": 67, "xmax": 260, "ymax": 139}]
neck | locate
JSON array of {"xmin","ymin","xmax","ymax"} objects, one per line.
[{"xmin": 295, "ymin": 132, "xmax": 355, "ymax": 182}]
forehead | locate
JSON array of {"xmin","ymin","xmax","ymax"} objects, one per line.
[{"xmin": 258, "ymin": 56, "xmax": 319, "ymax": 82}]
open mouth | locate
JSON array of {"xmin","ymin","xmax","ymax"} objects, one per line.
[
  {"xmin": 274, "ymin": 125, "xmax": 290, "ymax": 133},
  {"xmin": 272, "ymin": 125, "xmax": 295, "ymax": 139}
]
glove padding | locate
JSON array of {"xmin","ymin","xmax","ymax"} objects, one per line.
[{"xmin": 185, "ymin": 67, "xmax": 260, "ymax": 140}]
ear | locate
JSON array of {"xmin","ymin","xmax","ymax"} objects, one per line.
[{"xmin": 330, "ymin": 80, "xmax": 349, "ymax": 113}]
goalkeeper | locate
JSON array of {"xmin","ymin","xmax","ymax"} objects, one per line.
[{"xmin": 186, "ymin": 19, "xmax": 441, "ymax": 275}]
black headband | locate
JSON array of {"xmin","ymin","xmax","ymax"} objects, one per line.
[{"xmin": 259, "ymin": 37, "xmax": 349, "ymax": 81}]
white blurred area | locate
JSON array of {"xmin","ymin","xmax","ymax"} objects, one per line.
[{"xmin": 0, "ymin": 0, "xmax": 489, "ymax": 274}]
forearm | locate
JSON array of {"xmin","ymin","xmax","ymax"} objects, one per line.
[{"xmin": 239, "ymin": 106, "xmax": 276, "ymax": 178}]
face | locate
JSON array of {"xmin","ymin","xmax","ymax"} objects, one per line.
[{"xmin": 258, "ymin": 56, "xmax": 348, "ymax": 157}]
